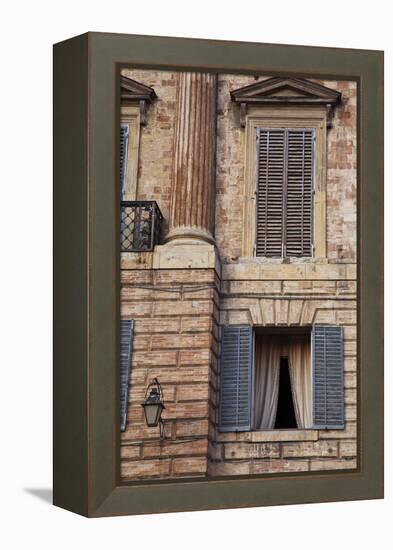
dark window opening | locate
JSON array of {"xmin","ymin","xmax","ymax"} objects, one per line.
[{"xmin": 274, "ymin": 357, "xmax": 298, "ymax": 429}]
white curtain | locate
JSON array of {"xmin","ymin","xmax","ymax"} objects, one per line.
[
  {"xmin": 287, "ymin": 339, "xmax": 312, "ymax": 428},
  {"xmin": 254, "ymin": 336, "xmax": 281, "ymax": 429}
]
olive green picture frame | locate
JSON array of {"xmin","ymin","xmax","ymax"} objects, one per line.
[{"xmin": 53, "ymin": 32, "xmax": 383, "ymax": 517}]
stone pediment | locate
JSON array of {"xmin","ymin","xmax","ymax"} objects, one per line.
[
  {"xmin": 230, "ymin": 77, "xmax": 341, "ymax": 127},
  {"xmin": 120, "ymin": 75, "xmax": 157, "ymax": 125},
  {"xmin": 230, "ymin": 76, "xmax": 341, "ymax": 105},
  {"xmin": 120, "ymin": 75, "xmax": 157, "ymax": 102}
]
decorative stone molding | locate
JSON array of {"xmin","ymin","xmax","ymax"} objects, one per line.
[
  {"xmin": 120, "ymin": 75, "xmax": 157, "ymax": 126},
  {"xmin": 230, "ymin": 76, "xmax": 341, "ymax": 128}
]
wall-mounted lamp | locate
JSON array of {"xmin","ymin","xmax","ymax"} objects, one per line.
[{"xmin": 141, "ymin": 377, "xmax": 165, "ymax": 440}]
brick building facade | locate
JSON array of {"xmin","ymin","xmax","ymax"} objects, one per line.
[{"xmin": 119, "ymin": 69, "xmax": 357, "ymax": 481}]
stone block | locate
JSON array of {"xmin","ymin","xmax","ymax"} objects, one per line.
[
  {"xmin": 143, "ymin": 438, "xmax": 208, "ymax": 458},
  {"xmin": 154, "ymin": 269, "xmax": 216, "ymax": 285},
  {"xmin": 344, "ymin": 389, "xmax": 356, "ymax": 405},
  {"xmin": 318, "ymin": 422, "xmax": 356, "ymax": 439},
  {"xmin": 120, "ymin": 445, "xmax": 141, "ymax": 460},
  {"xmin": 337, "ymin": 310, "xmax": 357, "ymax": 324},
  {"xmin": 176, "ymin": 383, "xmax": 209, "ymax": 402},
  {"xmin": 121, "ymin": 302, "xmax": 153, "ymax": 317},
  {"xmin": 248, "ymin": 430, "xmax": 319, "ymax": 443},
  {"xmin": 121, "ymin": 270, "xmax": 153, "ymax": 285},
  {"xmin": 164, "ymin": 402, "xmax": 209, "ymax": 420},
  {"xmin": 151, "ymin": 366, "xmax": 210, "ymax": 383},
  {"xmin": 310, "ymin": 458, "xmax": 356, "ymax": 471},
  {"xmin": 345, "ymin": 405, "xmax": 357, "ymax": 421},
  {"xmin": 173, "ymin": 457, "xmax": 207, "ymax": 475},
  {"xmin": 121, "ymin": 458, "xmax": 171, "ymax": 479},
  {"xmin": 151, "ymin": 333, "xmax": 210, "ymax": 350},
  {"xmin": 179, "ymin": 349, "xmax": 211, "ymax": 365},
  {"xmin": 340, "ymin": 440, "xmax": 357, "ymax": 458},
  {"xmin": 208, "ymin": 461, "xmax": 251, "ymax": 476},
  {"xmin": 153, "ymin": 300, "xmax": 212, "ymax": 317},
  {"xmin": 282, "ymin": 441, "xmax": 338, "ymax": 458},
  {"xmin": 175, "ymin": 419, "xmax": 209, "ymax": 438},
  {"xmin": 253, "ymin": 460, "xmax": 309, "ymax": 474},
  {"xmin": 224, "ymin": 443, "xmax": 280, "ymax": 460},
  {"xmin": 132, "ymin": 350, "xmax": 178, "ymax": 367}
]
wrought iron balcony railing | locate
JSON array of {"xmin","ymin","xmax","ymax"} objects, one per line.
[{"xmin": 120, "ymin": 200, "xmax": 163, "ymax": 252}]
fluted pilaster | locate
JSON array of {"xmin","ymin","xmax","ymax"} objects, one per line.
[{"xmin": 165, "ymin": 72, "xmax": 217, "ymax": 243}]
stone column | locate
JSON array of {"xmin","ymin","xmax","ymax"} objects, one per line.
[{"xmin": 165, "ymin": 72, "xmax": 217, "ymax": 244}]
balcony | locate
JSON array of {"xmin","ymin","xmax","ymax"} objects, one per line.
[{"xmin": 120, "ymin": 201, "xmax": 163, "ymax": 252}]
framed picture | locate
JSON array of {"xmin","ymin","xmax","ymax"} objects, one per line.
[{"xmin": 53, "ymin": 32, "xmax": 383, "ymax": 517}]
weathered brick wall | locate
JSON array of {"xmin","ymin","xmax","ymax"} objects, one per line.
[{"xmin": 120, "ymin": 263, "xmax": 219, "ymax": 480}]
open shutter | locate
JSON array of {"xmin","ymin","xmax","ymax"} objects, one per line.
[
  {"xmin": 256, "ymin": 128, "xmax": 314, "ymax": 257},
  {"xmin": 312, "ymin": 325, "xmax": 344, "ymax": 429},
  {"xmin": 218, "ymin": 325, "xmax": 253, "ymax": 432},
  {"xmin": 256, "ymin": 129, "xmax": 285, "ymax": 257},
  {"xmin": 286, "ymin": 129, "xmax": 314, "ymax": 256},
  {"xmin": 120, "ymin": 124, "xmax": 129, "ymax": 198},
  {"xmin": 120, "ymin": 319, "xmax": 134, "ymax": 432}
]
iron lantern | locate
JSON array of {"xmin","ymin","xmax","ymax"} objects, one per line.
[{"xmin": 141, "ymin": 378, "xmax": 165, "ymax": 439}]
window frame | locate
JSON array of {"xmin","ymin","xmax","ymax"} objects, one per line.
[
  {"xmin": 251, "ymin": 327, "xmax": 313, "ymax": 432},
  {"xmin": 120, "ymin": 103, "xmax": 141, "ymax": 200},
  {"xmin": 242, "ymin": 106, "xmax": 327, "ymax": 259}
]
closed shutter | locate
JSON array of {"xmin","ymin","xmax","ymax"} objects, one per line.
[
  {"xmin": 286, "ymin": 129, "xmax": 314, "ymax": 256},
  {"xmin": 120, "ymin": 124, "xmax": 129, "ymax": 198},
  {"xmin": 256, "ymin": 129, "xmax": 285, "ymax": 257},
  {"xmin": 256, "ymin": 128, "xmax": 314, "ymax": 257},
  {"xmin": 218, "ymin": 325, "xmax": 253, "ymax": 432},
  {"xmin": 120, "ymin": 319, "xmax": 134, "ymax": 432},
  {"xmin": 312, "ymin": 325, "xmax": 344, "ymax": 429}
]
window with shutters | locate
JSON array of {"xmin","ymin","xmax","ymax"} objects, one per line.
[
  {"xmin": 231, "ymin": 77, "xmax": 341, "ymax": 259},
  {"xmin": 218, "ymin": 325, "xmax": 344, "ymax": 433},
  {"xmin": 256, "ymin": 128, "xmax": 315, "ymax": 257}
]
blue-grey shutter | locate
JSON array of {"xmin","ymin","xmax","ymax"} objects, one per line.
[
  {"xmin": 312, "ymin": 325, "xmax": 344, "ymax": 429},
  {"xmin": 120, "ymin": 124, "xmax": 129, "ymax": 198},
  {"xmin": 218, "ymin": 325, "xmax": 253, "ymax": 432},
  {"xmin": 120, "ymin": 319, "xmax": 134, "ymax": 431}
]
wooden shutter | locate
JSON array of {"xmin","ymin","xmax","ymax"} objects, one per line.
[
  {"xmin": 218, "ymin": 325, "xmax": 253, "ymax": 432},
  {"xmin": 256, "ymin": 128, "xmax": 314, "ymax": 257},
  {"xmin": 256, "ymin": 129, "xmax": 285, "ymax": 257},
  {"xmin": 120, "ymin": 124, "xmax": 129, "ymax": 198},
  {"xmin": 286, "ymin": 129, "xmax": 314, "ymax": 256},
  {"xmin": 312, "ymin": 325, "xmax": 344, "ymax": 430},
  {"xmin": 120, "ymin": 319, "xmax": 134, "ymax": 432}
]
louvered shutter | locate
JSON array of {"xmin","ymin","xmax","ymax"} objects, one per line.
[
  {"xmin": 286, "ymin": 129, "xmax": 314, "ymax": 256},
  {"xmin": 312, "ymin": 325, "xmax": 344, "ymax": 429},
  {"xmin": 256, "ymin": 129, "xmax": 285, "ymax": 257},
  {"xmin": 256, "ymin": 128, "xmax": 314, "ymax": 257},
  {"xmin": 120, "ymin": 319, "xmax": 134, "ymax": 432},
  {"xmin": 120, "ymin": 124, "xmax": 129, "ymax": 198},
  {"xmin": 218, "ymin": 325, "xmax": 253, "ymax": 432}
]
